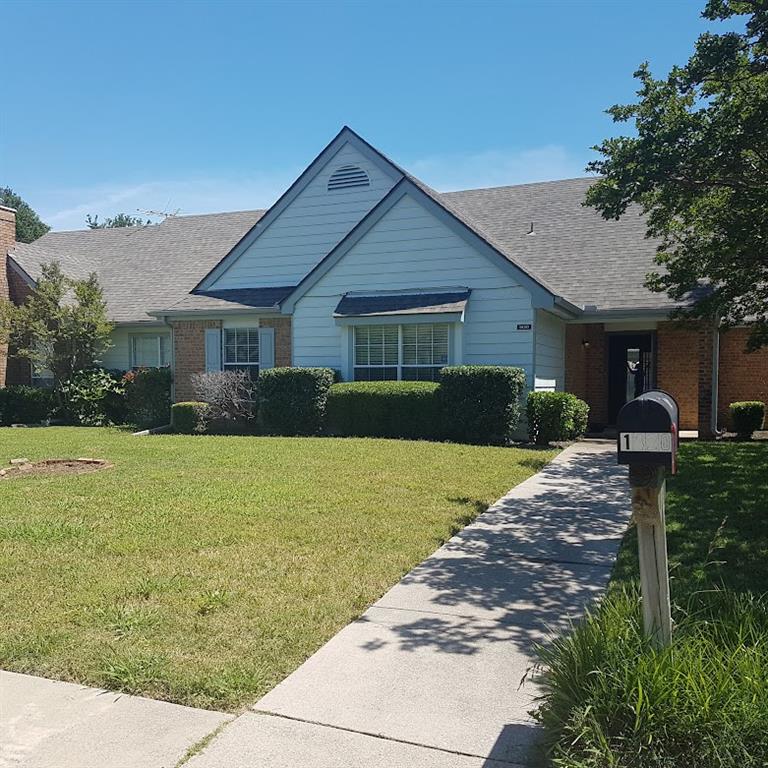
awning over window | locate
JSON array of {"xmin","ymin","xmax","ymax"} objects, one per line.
[{"xmin": 333, "ymin": 290, "xmax": 470, "ymax": 319}]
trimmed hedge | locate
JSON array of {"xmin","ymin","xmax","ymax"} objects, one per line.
[
  {"xmin": 439, "ymin": 365, "xmax": 526, "ymax": 445},
  {"xmin": 326, "ymin": 381, "xmax": 441, "ymax": 439},
  {"xmin": 171, "ymin": 402, "xmax": 208, "ymax": 434},
  {"xmin": 729, "ymin": 401, "xmax": 765, "ymax": 438},
  {"xmin": 0, "ymin": 385, "xmax": 56, "ymax": 425},
  {"xmin": 258, "ymin": 367, "xmax": 335, "ymax": 436},
  {"xmin": 527, "ymin": 391, "xmax": 589, "ymax": 445},
  {"xmin": 124, "ymin": 367, "xmax": 173, "ymax": 428}
]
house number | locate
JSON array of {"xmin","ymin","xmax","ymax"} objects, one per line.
[{"xmin": 619, "ymin": 432, "xmax": 672, "ymax": 452}]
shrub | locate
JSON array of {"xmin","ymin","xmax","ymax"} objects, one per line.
[
  {"xmin": 191, "ymin": 370, "xmax": 257, "ymax": 432},
  {"xmin": 123, "ymin": 368, "xmax": 173, "ymax": 429},
  {"xmin": 729, "ymin": 400, "xmax": 765, "ymax": 438},
  {"xmin": 60, "ymin": 369, "xmax": 124, "ymax": 426},
  {"xmin": 171, "ymin": 402, "xmax": 209, "ymax": 434},
  {"xmin": 527, "ymin": 391, "xmax": 589, "ymax": 445},
  {"xmin": 326, "ymin": 381, "xmax": 441, "ymax": 439},
  {"xmin": 0, "ymin": 385, "xmax": 56, "ymax": 425},
  {"xmin": 535, "ymin": 588, "xmax": 768, "ymax": 767},
  {"xmin": 438, "ymin": 365, "xmax": 526, "ymax": 445},
  {"xmin": 258, "ymin": 367, "xmax": 335, "ymax": 436}
]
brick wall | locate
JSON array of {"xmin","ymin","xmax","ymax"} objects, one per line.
[
  {"xmin": 171, "ymin": 319, "xmax": 222, "ymax": 402},
  {"xmin": 717, "ymin": 328, "xmax": 768, "ymax": 429},
  {"xmin": 0, "ymin": 206, "xmax": 16, "ymax": 388},
  {"xmin": 260, "ymin": 316, "xmax": 292, "ymax": 367},
  {"xmin": 564, "ymin": 323, "xmax": 608, "ymax": 427},
  {"xmin": 656, "ymin": 322, "xmax": 701, "ymax": 430}
]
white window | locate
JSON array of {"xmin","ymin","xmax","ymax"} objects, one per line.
[
  {"xmin": 130, "ymin": 334, "xmax": 170, "ymax": 368},
  {"xmin": 353, "ymin": 324, "xmax": 450, "ymax": 382},
  {"xmin": 223, "ymin": 327, "xmax": 259, "ymax": 379}
]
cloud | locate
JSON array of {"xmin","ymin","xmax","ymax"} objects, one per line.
[
  {"xmin": 407, "ymin": 144, "xmax": 591, "ymax": 191},
  {"xmin": 41, "ymin": 170, "xmax": 301, "ymax": 231},
  {"xmin": 40, "ymin": 144, "xmax": 591, "ymax": 231}
]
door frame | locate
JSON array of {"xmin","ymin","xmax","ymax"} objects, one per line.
[{"xmin": 605, "ymin": 330, "xmax": 657, "ymax": 425}]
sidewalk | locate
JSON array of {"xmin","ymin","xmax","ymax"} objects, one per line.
[{"xmin": 189, "ymin": 440, "xmax": 630, "ymax": 767}]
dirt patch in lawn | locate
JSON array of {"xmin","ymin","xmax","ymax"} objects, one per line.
[{"xmin": 0, "ymin": 458, "xmax": 112, "ymax": 480}]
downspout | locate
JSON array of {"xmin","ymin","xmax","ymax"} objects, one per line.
[
  {"xmin": 163, "ymin": 314, "xmax": 176, "ymax": 403},
  {"xmin": 711, "ymin": 317, "xmax": 721, "ymax": 436}
]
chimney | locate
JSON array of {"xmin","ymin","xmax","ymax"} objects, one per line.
[{"xmin": 0, "ymin": 204, "xmax": 16, "ymax": 387}]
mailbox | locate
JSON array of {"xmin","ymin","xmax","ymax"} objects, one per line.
[{"xmin": 617, "ymin": 389, "xmax": 679, "ymax": 473}]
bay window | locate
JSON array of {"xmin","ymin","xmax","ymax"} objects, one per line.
[{"xmin": 353, "ymin": 323, "xmax": 450, "ymax": 382}]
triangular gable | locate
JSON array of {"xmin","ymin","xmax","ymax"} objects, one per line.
[
  {"xmin": 281, "ymin": 178, "xmax": 574, "ymax": 314},
  {"xmin": 195, "ymin": 126, "xmax": 404, "ymax": 291}
]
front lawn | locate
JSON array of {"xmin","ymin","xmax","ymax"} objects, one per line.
[
  {"xmin": 0, "ymin": 427, "xmax": 555, "ymax": 711},
  {"xmin": 536, "ymin": 442, "xmax": 768, "ymax": 768}
]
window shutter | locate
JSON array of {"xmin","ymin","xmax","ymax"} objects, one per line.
[
  {"xmin": 259, "ymin": 327, "xmax": 275, "ymax": 370},
  {"xmin": 204, "ymin": 328, "xmax": 222, "ymax": 372}
]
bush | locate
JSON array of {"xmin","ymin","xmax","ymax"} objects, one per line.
[
  {"xmin": 191, "ymin": 370, "xmax": 257, "ymax": 432},
  {"xmin": 123, "ymin": 367, "xmax": 172, "ymax": 429},
  {"xmin": 729, "ymin": 400, "xmax": 765, "ymax": 438},
  {"xmin": 171, "ymin": 402, "xmax": 209, "ymax": 434},
  {"xmin": 258, "ymin": 367, "xmax": 335, "ymax": 436},
  {"xmin": 326, "ymin": 381, "xmax": 441, "ymax": 439},
  {"xmin": 438, "ymin": 365, "xmax": 526, "ymax": 445},
  {"xmin": 0, "ymin": 385, "xmax": 56, "ymax": 425},
  {"xmin": 527, "ymin": 391, "xmax": 589, "ymax": 445},
  {"xmin": 60, "ymin": 369, "xmax": 124, "ymax": 426},
  {"xmin": 535, "ymin": 588, "xmax": 768, "ymax": 767}
]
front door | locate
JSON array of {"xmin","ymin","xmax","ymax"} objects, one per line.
[{"xmin": 607, "ymin": 333, "xmax": 656, "ymax": 424}]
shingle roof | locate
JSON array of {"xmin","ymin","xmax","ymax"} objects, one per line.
[
  {"xmin": 163, "ymin": 286, "xmax": 296, "ymax": 314},
  {"xmin": 442, "ymin": 178, "xmax": 674, "ymax": 312},
  {"xmin": 9, "ymin": 210, "xmax": 265, "ymax": 323},
  {"xmin": 334, "ymin": 290, "xmax": 470, "ymax": 318}
]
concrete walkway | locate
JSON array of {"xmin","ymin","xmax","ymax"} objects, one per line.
[
  {"xmin": 1, "ymin": 441, "xmax": 629, "ymax": 768},
  {"xmin": 189, "ymin": 440, "xmax": 630, "ymax": 767}
]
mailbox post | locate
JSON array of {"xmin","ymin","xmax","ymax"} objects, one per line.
[{"xmin": 617, "ymin": 390, "xmax": 679, "ymax": 647}]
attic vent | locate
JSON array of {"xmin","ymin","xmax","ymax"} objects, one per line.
[{"xmin": 327, "ymin": 165, "xmax": 370, "ymax": 191}]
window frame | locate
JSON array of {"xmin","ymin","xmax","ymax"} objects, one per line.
[
  {"xmin": 222, "ymin": 326, "xmax": 260, "ymax": 376},
  {"xmin": 352, "ymin": 322, "xmax": 451, "ymax": 382},
  {"xmin": 129, "ymin": 333, "xmax": 170, "ymax": 369}
]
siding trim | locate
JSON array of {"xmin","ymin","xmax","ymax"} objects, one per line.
[
  {"xmin": 195, "ymin": 127, "xmax": 403, "ymax": 291},
  {"xmin": 281, "ymin": 179, "xmax": 562, "ymax": 313}
]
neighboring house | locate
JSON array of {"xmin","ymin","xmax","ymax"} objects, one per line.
[{"xmin": 2, "ymin": 127, "xmax": 766, "ymax": 433}]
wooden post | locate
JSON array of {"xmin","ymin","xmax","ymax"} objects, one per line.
[{"xmin": 629, "ymin": 464, "xmax": 672, "ymax": 646}]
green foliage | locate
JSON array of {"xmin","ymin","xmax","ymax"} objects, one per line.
[
  {"xmin": 729, "ymin": 400, "xmax": 765, "ymax": 437},
  {"xmin": 326, "ymin": 381, "xmax": 441, "ymax": 439},
  {"xmin": 0, "ymin": 187, "xmax": 50, "ymax": 243},
  {"xmin": 0, "ymin": 385, "xmax": 56, "ymax": 425},
  {"xmin": 526, "ymin": 391, "xmax": 589, "ymax": 445},
  {"xmin": 170, "ymin": 402, "xmax": 209, "ymax": 434},
  {"xmin": 258, "ymin": 367, "xmax": 335, "ymax": 436},
  {"xmin": 60, "ymin": 369, "xmax": 124, "ymax": 426},
  {"xmin": 438, "ymin": 365, "xmax": 526, "ymax": 445},
  {"xmin": 585, "ymin": 1, "xmax": 768, "ymax": 349},
  {"xmin": 536, "ymin": 588, "xmax": 768, "ymax": 768},
  {"xmin": 86, "ymin": 213, "xmax": 152, "ymax": 229},
  {"xmin": 0, "ymin": 261, "xmax": 113, "ymax": 387},
  {"xmin": 123, "ymin": 368, "xmax": 172, "ymax": 429}
]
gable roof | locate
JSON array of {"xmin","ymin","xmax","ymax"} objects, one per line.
[{"xmin": 9, "ymin": 209, "xmax": 265, "ymax": 323}]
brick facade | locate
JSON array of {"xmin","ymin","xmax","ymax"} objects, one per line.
[
  {"xmin": 656, "ymin": 322, "xmax": 700, "ymax": 430},
  {"xmin": 564, "ymin": 323, "xmax": 608, "ymax": 426},
  {"xmin": 717, "ymin": 328, "xmax": 768, "ymax": 429},
  {"xmin": 259, "ymin": 316, "xmax": 292, "ymax": 367},
  {"xmin": 171, "ymin": 319, "xmax": 222, "ymax": 402},
  {"xmin": 0, "ymin": 206, "xmax": 15, "ymax": 388}
]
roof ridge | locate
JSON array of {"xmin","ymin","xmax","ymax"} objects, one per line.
[{"xmin": 442, "ymin": 176, "xmax": 597, "ymax": 196}]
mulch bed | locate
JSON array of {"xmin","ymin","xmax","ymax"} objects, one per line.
[{"xmin": 0, "ymin": 458, "xmax": 112, "ymax": 480}]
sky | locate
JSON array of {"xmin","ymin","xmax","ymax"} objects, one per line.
[{"xmin": 2, "ymin": 0, "xmax": 736, "ymax": 231}]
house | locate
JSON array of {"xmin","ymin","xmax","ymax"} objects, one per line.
[{"xmin": 2, "ymin": 127, "xmax": 766, "ymax": 434}]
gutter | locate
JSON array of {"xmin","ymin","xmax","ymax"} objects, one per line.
[
  {"xmin": 711, "ymin": 318, "xmax": 721, "ymax": 435},
  {"xmin": 147, "ymin": 304, "xmax": 282, "ymax": 320}
]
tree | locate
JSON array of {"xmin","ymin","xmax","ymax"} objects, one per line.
[
  {"xmin": 0, "ymin": 262, "xmax": 113, "ymax": 386},
  {"xmin": 0, "ymin": 187, "xmax": 50, "ymax": 243},
  {"xmin": 86, "ymin": 213, "xmax": 151, "ymax": 229},
  {"xmin": 585, "ymin": 0, "xmax": 768, "ymax": 350}
]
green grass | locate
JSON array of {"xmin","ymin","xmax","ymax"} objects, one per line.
[
  {"xmin": 0, "ymin": 427, "xmax": 556, "ymax": 711},
  {"xmin": 535, "ymin": 442, "xmax": 768, "ymax": 768}
]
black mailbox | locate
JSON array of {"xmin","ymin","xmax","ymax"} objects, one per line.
[{"xmin": 617, "ymin": 389, "xmax": 679, "ymax": 472}]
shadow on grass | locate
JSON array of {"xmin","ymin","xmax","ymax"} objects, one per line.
[{"xmin": 611, "ymin": 441, "xmax": 768, "ymax": 599}]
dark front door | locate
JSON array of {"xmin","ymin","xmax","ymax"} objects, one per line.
[{"xmin": 607, "ymin": 333, "xmax": 656, "ymax": 424}]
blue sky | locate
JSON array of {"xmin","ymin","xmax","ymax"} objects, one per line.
[{"xmin": 3, "ymin": 0, "xmax": 730, "ymax": 230}]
